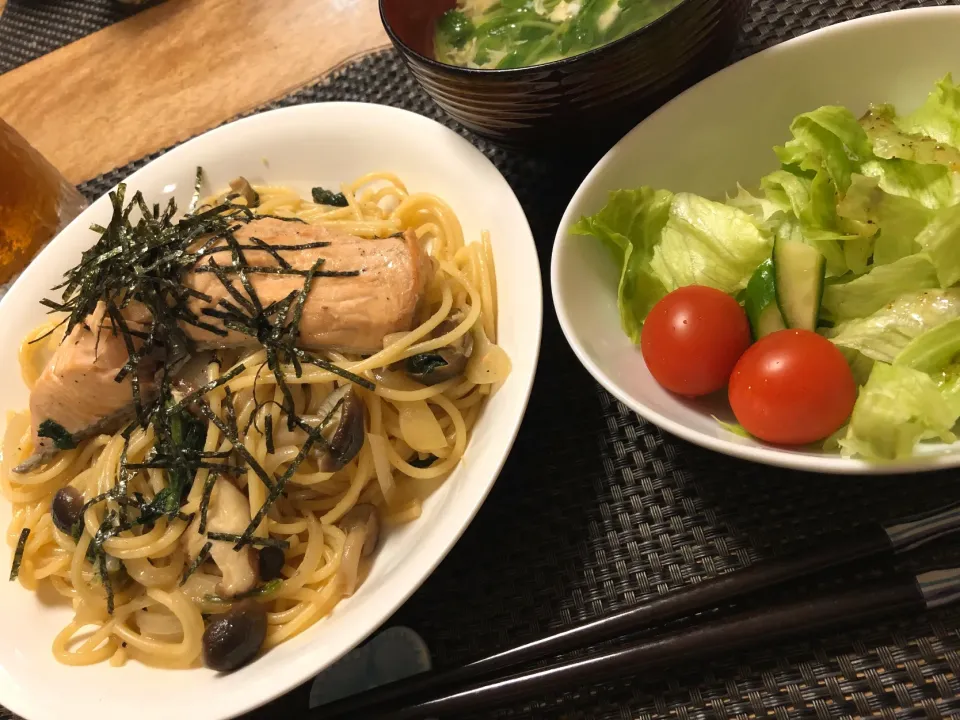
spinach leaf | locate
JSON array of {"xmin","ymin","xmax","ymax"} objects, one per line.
[
  {"xmin": 311, "ymin": 187, "xmax": 349, "ymax": 207},
  {"xmin": 437, "ymin": 10, "xmax": 475, "ymax": 49},
  {"xmin": 37, "ymin": 419, "xmax": 77, "ymax": 450},
  {"xmin": 405, "ymin": 353, "xmax": 449, "ymax": 377}
]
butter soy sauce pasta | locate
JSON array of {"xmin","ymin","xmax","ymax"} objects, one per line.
[{"xmin": 3, "ymin": 172, "xmax": 510, "ymax": 670}]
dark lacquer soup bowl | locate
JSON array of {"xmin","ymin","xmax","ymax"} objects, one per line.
[{"xmin": 380, "ymin": 0, "xmax": 751, "ymax": 148}]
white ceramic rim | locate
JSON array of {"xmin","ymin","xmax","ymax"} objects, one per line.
[{"xmin": 551, "ymin": 6, "xmax": 960, "ymax": 476}]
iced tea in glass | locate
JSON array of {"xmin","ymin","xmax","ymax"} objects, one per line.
[{"xmin": 0, "ymin": 119, "xmax": 87, "ymax": 291}]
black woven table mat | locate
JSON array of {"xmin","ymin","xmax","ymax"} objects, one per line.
[
  {"xmin": 0, "ymin": 0, "xmax": 154, "ymax": 74},
  {"xmin": 7, "ymin": 0, "xmax": 960, "ymax": 719}
]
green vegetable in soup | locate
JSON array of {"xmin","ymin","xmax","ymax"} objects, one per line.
[
  {"xmin": 434, "ymin": 0, "xmax": 683, "ymax": 70},
  {"xmin": 437, "ymin": 9, "xmax": 475, "ymax": 49}
]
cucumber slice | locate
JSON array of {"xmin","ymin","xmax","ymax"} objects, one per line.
[
  {"xmin": 744, "ymin": 259, "xmax": 786, "ymax": 339},
  {"xmin": 773, "ymin": 237, "xmax": 826, "ymax": 331}
]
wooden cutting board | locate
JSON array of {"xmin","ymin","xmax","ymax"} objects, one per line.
[{"xmin": 0, "ymin": 0, "xmax": 389, "ymax": 184}]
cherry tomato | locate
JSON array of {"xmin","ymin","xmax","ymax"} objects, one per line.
[
  {"xmin": 640, "ymin": 286, "xmax": 751, "ymax": 397},
  {"xmin": 728, "ymin": 329, "xmax": 856, "ymax": 445}
]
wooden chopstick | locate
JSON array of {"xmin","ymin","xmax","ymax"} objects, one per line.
[{"xmin": 315, "ymin": 502, "xmax": 960, "ymax": 719}]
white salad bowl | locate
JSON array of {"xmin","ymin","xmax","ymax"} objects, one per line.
[
  {"xmin": 0, "ymin": 104, "xmax": 541, "ymax": 720},
  {"xmin": 552, "ymin": 6, "xmax": 960, "ymax": 475}
]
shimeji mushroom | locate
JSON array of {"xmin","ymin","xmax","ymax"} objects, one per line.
[
  {"xmin": 184, "ymin": 477, "xmax": 258, "ymax": 596},
  {"xmin": 314, "ymin": 385, "xmax": 367, "ymax": 472},
  {"xmin": 337, "ymin": 504, "xmax": 380, "ymax": 596},
  {"xmin": 202, "ymin": 599, "xmax": 268, "ymax": 672},
  {"xmin": 227, "ymin": 176, "xmax": 260, "ymax": 207},
  {"xmin": 51, "ymin": 486, "xmax": 84, "ymax": 534}
]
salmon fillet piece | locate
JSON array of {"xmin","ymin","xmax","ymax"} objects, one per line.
[
  {"xmin": 184, "ymin": 218, "xmax": 431, "ymax": 353},
  {"xmin": 21, "ymin": 218, "xmax": 431, "ymax": 467},
  {"xmin": 27, "ymin": 302, "xmax": 157, "ymax": 459}
]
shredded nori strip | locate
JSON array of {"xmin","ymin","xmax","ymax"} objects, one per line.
[
  {"xmin": 264, "ymin": 414, "xmax": 275, "ymax": 455},
  {"xmin": 200, "ymin": 241, "xmax": 330, "ymax": 253},
  {"xmin": 287, "ymin": 256, "xmax": 325, "ymax": 353},
  {"xmin": 266, "ymin": 349, "xmax": 299, "ymax": 431},
  {"xmin": 116, "ymin": 437, "xmax": 136, "ymax": 524},
  {"xmin": 248, "ymin": 236, "xmax": 290, "ymax": 269},
  {"xmin": 73, "ymin": 492, "xmax": 111, "ymax": 540},
  {"xmin": 222, "ymin": 386, "xmax": 239, "ymax": 439},
  {"xmin": 198, "ymin": 472, "xmax": 218, "ymax": 535},
  {"xmin": 311, "ymin": 187, "xmax": 349, "ymax": 207},
  {"xmin": 191, "ymin": 264, "xmax": 358, "ymax": 278},
  {"xmin": 253, "ymin": 214, "xmax": 307, "ymax": 225},
  {"xmin": 97, "ymin": 550, "xmax": 115, "ymax": 614},
  {"xmin": 37, "ymin": 419, "xmax": 77, "ymax": 450},
  {"xmin": 9, "ymin": 528, "xmax": 29, "ymax": 581},
  {"xmin": 206, "ymin": 532, "xmax": 289, "ymax": 549},
  {"xmin": 188, "ymin": 166, "xmax": 204, "ymax": 215},
  {"xmin": 292, "ymin": 347, "xmax": 374, "ymax": 390},
  {"xmin": 181, "ymin": 541, "xmax": 213, "ymax": 586}
]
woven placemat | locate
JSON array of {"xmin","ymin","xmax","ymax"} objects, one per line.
[
  {"xmin": 0, "ymin": 0, "xmax": 155, "ymax": 74},
  {"xmin": 9, "ymin": 0, "xmax": 960, "ymax": 719}
]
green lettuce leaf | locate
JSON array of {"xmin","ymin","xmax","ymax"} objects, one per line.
[
  {"xmin": 859, "ymin": 158, "xmax": 958, "ymax": 210},
  {"xmin": 915, "ymin": 203, "xmax": 960, "ymax": 287},
  {"xmin": 861, "ymin": 102, "xmax": 960, "ymax": 167},
  {"xmin": 895, "ymin": 317, "xmax": 960, "ymax": 373},
  {"xmin": 820, "ymin": 254, "xmax": 938, "ymax": 322},
  {"xmin": 775, "ymin": 106, "xmax": 873, "ymax": 193},
  {"xmin": 937, "ymin": 365, "xmax": 960, "ymax": 417},
  {"xmin": 894, "ymin": 316, "xmax": 960, "ymax": 416},
  {"xmin": 828, "ymin": 288, "xmax": 960, "ymax": 362},
  {"xmin": 839, "ymin": 362, "xmax": 958, "ymax": 460},
  {"xmin": 761, "ymin": 169, "xmax": 838, "ymax": 229},
  {"xmin": 572, "ymin": 189, "xmax": 772, "ymax": 341},
  {"xmin": 836, "ymin": 174, "xmax": 934, "ymax": 264},
  {"xmin": 571, "ymin": 188, "xmax": 672, "ymax": 342},
  {"xmin": 646, "ymin": 193, "xmax": 772, "ymax": 294},
  {"xmin": 897, "ymin": 74, "xmax": 960, "ymax": 150},
  {"xmin": 725, "ymin": 185, "xmax": 782, "ymax": 221}
]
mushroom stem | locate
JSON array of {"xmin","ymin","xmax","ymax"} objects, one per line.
[
  {"xmin": 336, "ymin": 504, "xmax": 380, "ymax": 597},
  {"xmin": 339, "ymin": 528, "xmax": 365, "ymax": 597},
  {"xmin": 183, "ymin": 477, "xmax": 258, "ymax": 597},
  {"xmin": 228, "ymin": 177, "xmax": 260, "ymax": 208}
]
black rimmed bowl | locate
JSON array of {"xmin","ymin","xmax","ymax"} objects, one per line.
[{"xmin": 380, "ymin": 0, "xmax": 751, "ymax": 148}]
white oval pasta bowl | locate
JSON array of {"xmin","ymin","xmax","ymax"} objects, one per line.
[
  {"xmin": 552, "ymin": 6, "xmax": 960, "ymax": 475},
  {"xmin": 0, "ymin": 104, "xmax": 541, "ymax": 720}
]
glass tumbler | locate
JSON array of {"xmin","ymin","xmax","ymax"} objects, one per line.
[{"xmin": 0, "ymin": 119, "xmax": 88, "ymax": 292}]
